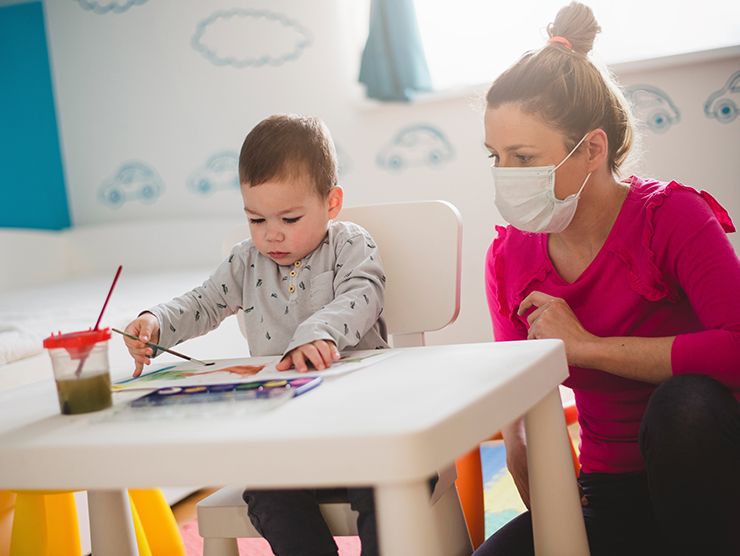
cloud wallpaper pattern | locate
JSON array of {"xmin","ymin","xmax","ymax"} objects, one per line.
[
  {"xmin": 72, "ymin": 0, "xmax": 149, "ymax": 15},
  {"xmin": 191, "ymin": 9, "xmax": 313, "ymax": 68}
]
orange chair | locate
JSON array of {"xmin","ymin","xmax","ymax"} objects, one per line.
[{"xmin": 455, "ymin": 400, "xmax": 580, "ymax": 549}]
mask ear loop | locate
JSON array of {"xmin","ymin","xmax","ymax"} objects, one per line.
[
  {"xmin": 574, "ymin": 172, "xmax": 592, "ymax": 198},
  {"xmin": 553, "ymin": 132, "xmax": 590, "ymax": 172},
  {"xmin": 552, "ymin": 133, "xmax": 592, "ymax": 201}
]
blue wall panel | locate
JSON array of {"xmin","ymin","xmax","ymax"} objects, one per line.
[{"xmin": 0, "ymin": 2, "xmax": 70, "ymax": 230}]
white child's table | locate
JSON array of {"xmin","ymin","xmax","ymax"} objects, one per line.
[{"xmin": 0, "ymin": 340, "xmax": 589, "ymax": 556}]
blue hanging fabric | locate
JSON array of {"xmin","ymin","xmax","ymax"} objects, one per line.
[{"xmin": 358, "ymin": 0, "xmax": 432, "ymax": 102}]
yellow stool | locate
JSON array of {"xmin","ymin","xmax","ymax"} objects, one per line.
[
  {"xmin": 1, "ymin": 491, "xmax": 16, "ymax": 556},
  {"xmin": 7, "ymin": 489, "xmax": 184, "ymax": 556},
  {"xmin": 129, "ymin": 489, "xmax": 186, "ymax": 556}
]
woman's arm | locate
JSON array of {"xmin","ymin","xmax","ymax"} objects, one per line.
[
  {"xmin": 661, "ymin": 190, "xmax": 740, "ymax": 385},
  {"xmin": 520, "ymin": 188, "xmax": 740, "ymax": 386},
  {"xmin": 501, "ymin": 417, "xmax": 531, "ymax": 509},
  {"xmin": 519, "ymin": 292, "xmax": 674, "ymax": 384}
]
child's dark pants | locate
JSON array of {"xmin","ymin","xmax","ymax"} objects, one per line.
[{"xmin": 242, "ymin": 487, "xmax": 377, "ymax": 556}]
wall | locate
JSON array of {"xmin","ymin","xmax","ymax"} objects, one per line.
[
  {"xmin": 0, "ymin": 2, "xmax": 69, "ymax": 230},
  {"xmin": 13, "ymin": 0, "xmax": 740, "ymax": 346}
]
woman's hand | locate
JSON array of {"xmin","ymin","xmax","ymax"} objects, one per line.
[
  {"xmin": 276, "ymin": 340, "xmax": 340, "ymax": 373},
  {"xmin": 518, "ymin": 291, "xmax": 673, "ymax": 383},
  {"xmin": 517, "ymin": 291, "xmax": 595, "ymax": 366}
]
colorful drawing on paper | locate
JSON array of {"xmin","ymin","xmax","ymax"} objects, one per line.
[
  {"xmin": 114, "ymin": 364, "xmax": 266, "ymax": 389},
  {"xmin": 112, "ymin": 350, "xmax": 396, "ymax": 391}
]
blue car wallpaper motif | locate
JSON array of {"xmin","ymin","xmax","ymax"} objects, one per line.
[
  {"xmin": 98, "ymin": 161, "xmax": 164, "ymax": 209},
  {"xmin": 192, "ymin": 9, "xmax": 312, "ymax": 68},
  {"xmin": 188, "ymin": 152, "xmax": 240, "ymax": 196},
  {"xmin": 72, "ymin": 0, "xmax": 149, "ymax": 14},
  {"xmin": 625, "ymin": 85, "xmax": 681, "ymax": 134},
  {"xmin": 376, "ymin": 125, "xmax": 455, "ymax": 171},
  {"xmin": 704, "ymin": 70, "xmax": 740, "ymax": 124}
]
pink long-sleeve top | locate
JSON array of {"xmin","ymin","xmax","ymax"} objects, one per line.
[{"xmin": 485, "ymin": 177, "xmax": 740, "ymax": 474}]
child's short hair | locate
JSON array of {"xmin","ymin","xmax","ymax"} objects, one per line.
[{"xmin": 239, "ymin": 114, "xmax": 338, "ymax": 198}]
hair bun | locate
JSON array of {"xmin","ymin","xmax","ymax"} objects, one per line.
[{"xmin": 547, "ymin": 1, "xmax": 601, "ymax": 54}]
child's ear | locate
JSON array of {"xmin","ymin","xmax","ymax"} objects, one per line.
[{"xmin": 327, "ymin": 186, "xmax": 343, "ymax": 219}]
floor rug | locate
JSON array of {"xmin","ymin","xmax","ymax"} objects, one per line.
[
  {"xmin": 179, "ymin": 521, "xmax": 361, "ymax": 556},
  {"xmin": 481, "ymin": 440, "xmax": 527, "ymax": 539}
]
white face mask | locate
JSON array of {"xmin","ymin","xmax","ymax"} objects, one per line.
[{"xmin": 490, "ymin": 134, "xmax": 591, "ymax": 234}]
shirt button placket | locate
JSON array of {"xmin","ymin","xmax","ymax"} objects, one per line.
[{"xmin": 288, "ymin": 260, "xmax": 300, "ymax": 300}]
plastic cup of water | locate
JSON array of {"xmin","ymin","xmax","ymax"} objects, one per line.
[{"xmin": 43, "ymin": 328, "xmax": 112, "ymax": 415}]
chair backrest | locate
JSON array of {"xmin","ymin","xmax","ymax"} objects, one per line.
[{"xmin": 222, "ymin": 200, "xmax": 462, "ymax": 348}]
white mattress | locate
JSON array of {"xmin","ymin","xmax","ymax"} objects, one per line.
[
  {"xmin": 0, "ymin": 266, "xmax": 253, "ymax": 554},
  {"xmin": 0, "ymin": 267, "xmax": 250, "ymax": 388}
]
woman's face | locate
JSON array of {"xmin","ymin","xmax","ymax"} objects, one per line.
[{"xmin": 484, "ymin": 104, "xmax": 589, "ymax": 201}]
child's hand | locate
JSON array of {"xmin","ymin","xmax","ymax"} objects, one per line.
[
  {"xmin": 123, "ymin": 313, "xmax": 160, "ymax": 377},
  {"xmin": 277, "ymin": 340, "xmax": 340, "ymax": 373}
]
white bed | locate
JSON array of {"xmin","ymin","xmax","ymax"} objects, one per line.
[
  {"xmin": 0, "ymin": 217, "xmax": 251, "ymax": 553},
  {"xmin": 0, "ymin": 267, "xmax": 251, "ymax": 386},
  {"xmin": 0, "ymin": 217, "xmax": 252, "ymax": 385}
]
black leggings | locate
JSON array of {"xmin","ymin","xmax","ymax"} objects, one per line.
[{"xmin": 473, "ymin": 374, "xmax": 740, "ymax": 556}]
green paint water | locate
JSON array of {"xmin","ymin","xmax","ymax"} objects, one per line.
[{"xmin": 56, "ymin": 373, "xmax": 112, "ymax": 414}]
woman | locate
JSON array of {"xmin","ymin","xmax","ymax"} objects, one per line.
[{"xmin": 478, "ymin": 2, "xmax": 740, "ymax": 555}]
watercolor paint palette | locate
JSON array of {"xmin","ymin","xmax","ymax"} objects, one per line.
[
  {"xmin": 91, "ymin": 377, "xmax": 322, "ymax": 422},
  {"xmin": 130, "ymin": 376, "xmax": 322, "ymax": 407}
]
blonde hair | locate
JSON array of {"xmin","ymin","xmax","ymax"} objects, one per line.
[
  {"xmin": 486, "ymin": 2, "xmax": 636, "ymax": 176},
  {"xmin": 239, "ymin": 114, "xmax": 338, "ymax": 198}
]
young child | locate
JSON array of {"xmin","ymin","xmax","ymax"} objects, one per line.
[{"xmin": 123, "ymin": 113, "xmax": 387, "ymax": 556}]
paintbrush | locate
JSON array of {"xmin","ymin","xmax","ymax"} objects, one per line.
[
  {"xmin": 76, "ymin": 265, "xmax": 123, "ymax": 377},
  {"xmin": 112, "ymin": 328, "xmax": 214, "ymax": 366}
]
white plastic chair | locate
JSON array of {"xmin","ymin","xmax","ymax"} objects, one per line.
[{"xmin": 196, "ymin": 200, "xmax": 470, "ymax": 555}]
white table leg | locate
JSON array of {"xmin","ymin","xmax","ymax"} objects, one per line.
[
  {"xmin": 525, "ymin": 387, "xmax": 590, "ymax": 556},
  {"xmin": 87, "ymin": 489, "xmax": 140, "ymax": 556},
  {"xmin": 203, "ymin": 537, "xmax": 240, "ymax": 556},
  {"xmin": 374, "ymin": 479, "xmax": 441, "ymax": 556}
]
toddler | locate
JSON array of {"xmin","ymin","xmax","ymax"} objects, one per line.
[{"xmin": 123, "ymin": 113, "xmax": 388, "ymax": 556}]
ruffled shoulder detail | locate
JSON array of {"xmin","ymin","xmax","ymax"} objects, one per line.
[
  {"xmin": 487, "ymin": 225, "xmax": 550, "ymax": 322},
  {"xmin": 663, "ymin": 181, "xmax": 735, "ymax": 233},
  {"xmin": 607, "ymin": 177, "xmax": 735, "ymax": 303}
]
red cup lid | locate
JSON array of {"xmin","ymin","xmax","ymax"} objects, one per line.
[{"xmin": 43, "ymin": 328, "xmax": 111, "ymax": 349}]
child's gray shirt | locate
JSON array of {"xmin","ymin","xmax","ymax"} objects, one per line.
[{"xmin": 148, "ymin": 221, "xmax": 389, "ymax": 358}]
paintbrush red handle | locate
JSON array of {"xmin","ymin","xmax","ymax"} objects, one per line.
[{"xmin": 94, "ymin": 265, "xmax": 122, "ymax": 330}]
